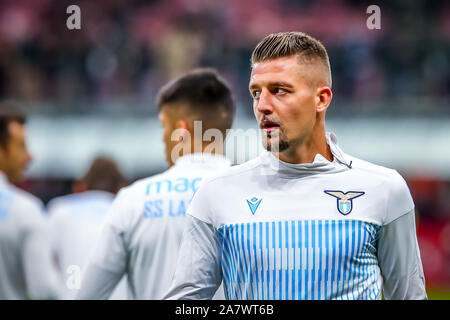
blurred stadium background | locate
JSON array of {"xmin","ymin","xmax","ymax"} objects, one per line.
[{"xmin": 0, "ymin": 0, "xmax": 449, "ymax": 299}]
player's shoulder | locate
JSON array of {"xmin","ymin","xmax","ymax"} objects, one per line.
[
  {"xmin": 9, "ymin": 184, "xmax": 44, "ymax": 214},
  {"xmin": 47, "ymin": 191, "xmax": 113, "ymax": 217},
  {"xmin": 113, "ymin": 170, "xmax": 170, "ymax": 201},
  {"xmin": 2, "ymin": 185, "xmax": 48, "ymax": 231},
  {"xmin": 123, "ymin": 163, "xmax": 231, "ymax": 196},
  {"xmin": 110, "ymin": 170, "xmax": 174, "ymax": 208},
  {"xmin": 197, "ymin": 156, "xmax": 262, "ymax": 187},
  {"xmin": 345, "ymin": 153, "xmax": 412, "ymax": 205},
  {"xmin": 346, "ymin": 154, "xmax": 414, "ymax": 223},
  {"xmin": 46, "ymin": 194, "xmax": 69, "ymax": 218},
  {"xmin": 105, "ymin": 170, "xmax": 184, "ymax": 227},
  {"xmin": 346, "ymin": 153, "xmax": 405, "ymax": 184},
  {"xmin": 47, "ymin": 193, "xmax": 81, "ymax": 211}
]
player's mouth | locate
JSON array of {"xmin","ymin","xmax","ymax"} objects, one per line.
[{"xmin": 261, "ymin": 119, "xmax": 280, "ymax": 133}]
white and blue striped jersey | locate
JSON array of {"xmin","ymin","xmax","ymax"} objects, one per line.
[
  {"xmin": 48, "ymin": 190, "xmax": 127, "ymax": 299},
  {"xmin": 77, "ymin": 154, "xmax": 230, "ymax": 300},
  {"xmin": 165, "ymin": 133, "xmax": 427, "ymax": 300}
]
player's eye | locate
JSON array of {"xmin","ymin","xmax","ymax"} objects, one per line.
[
  {"xmin": 251, "ymin": 90, "xmax": 261, "ymax": 99},
  {"xmin": 274, "ymin": 88, "xmax": 288, "ymax": 95}
]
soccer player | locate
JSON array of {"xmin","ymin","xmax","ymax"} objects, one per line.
[
  {"xmin": 48, "ymin": 156, "xmax": 128, "ymax": 299},
  {"xmin": 77, "ymin": 69, "xmax": 235, "ymax": 299},
  {"xmin": 165, "ymin": 32, "xmax": 427, "ymax": 300},
  {"xmin": 0, "ymin": 104, "xmax": 63, "ymax": 299}
]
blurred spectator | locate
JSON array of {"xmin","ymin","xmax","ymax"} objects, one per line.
[{"xmin": 0, "ymin": 0, "xmax": 447, "ymax": 116}]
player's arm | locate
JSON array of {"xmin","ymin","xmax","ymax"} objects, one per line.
[
  {"xmin": 164, "ymin": 214, "xmax": 223, "ymax": 300},
  {"xmin": 377, "ymin": 171, "xmax": 427, "ymax": 300},
  {"xmin": 377, "ymin": 209, "xmax": 427, "ymax": 300},
  {"xmin": 164, "ymin": 180, "xmax": 223, "ymax": 300},
  {"xmin": 22, "ymin": 206, "xmax": 64, "ymax": 299},
  {"xmin": 76, "ymin": 190, "xmax": 129, "ymax": 300},
  {"xmin": 77, "ymin": 258, "xmax": 126, "ymax": 300}
]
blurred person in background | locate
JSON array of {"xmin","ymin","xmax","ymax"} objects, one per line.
[
  {"xmin": 0, "ymin": 103, "xmax": 63, "ymax": 300},
  {"xmin": 47, "ymin": 156, "xmax": 128, "ymax": 299},
  {"xmin": 77, "ymin": 68, "xmax": 235, "ymax": 299}
]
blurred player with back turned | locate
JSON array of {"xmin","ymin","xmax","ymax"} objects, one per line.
[
  {"xmin": 0, "ymin": 104, "xmax": 63, "ymax": 299},
  {"xmin": 165, "ymin": 32, "xmax": 427, "ymax": 300},
  {"xmin": 77, "ymin": 69, "xmax": 235, "ymax": 299},
  {"xmin": 48, "ymin": 156, "xmax": 128, "ymax": 299}
]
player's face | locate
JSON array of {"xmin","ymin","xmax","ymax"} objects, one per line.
[
  {"xmin": 0, "ymin": 122, "xmax": 32, "ymax": 183},
  {"xmin": 159, "ymin": 108, "xmax": 177, "ymax": 167},
  {"xmin": 249, "ymin": 55, "xmax": 317, "ymax": 153}
]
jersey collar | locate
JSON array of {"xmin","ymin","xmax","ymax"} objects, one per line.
[{"xmin": 326, "ymin": 132, "xmax": 352, "ymax": 168}]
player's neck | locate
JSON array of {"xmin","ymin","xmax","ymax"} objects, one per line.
[
  {"xmin": 175, "ymin": 140, "xmax": 225, "ymax": 159},
  {"xmin": 191, "ymin": 139, "xmax": 225, "ymax": 156}
]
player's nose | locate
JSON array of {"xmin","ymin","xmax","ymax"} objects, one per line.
[{"xmin": 255, "ymin": 90, "xmax": 274, "ymax": 115}]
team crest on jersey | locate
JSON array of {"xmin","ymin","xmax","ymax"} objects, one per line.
[
  {"xmin": 246, "ymin": 197, "xmax": 262, "ymax": 215},
  {"xmin": 324, "ymin": 190, "xmax": 365, "ymax": 215}
]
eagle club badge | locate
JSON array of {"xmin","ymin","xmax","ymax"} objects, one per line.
[{"xmin": 324, "ymin": 190, "xmax": 365, "ymax": 215}]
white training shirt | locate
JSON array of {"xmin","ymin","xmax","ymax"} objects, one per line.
[
  {"xmin": 77, "ymin": 153, "xmax": 231, "ymax": 300},
  {"xmin": 48, "ymin": 190, "xmax": 127, "ymax": 299},
  {"xmin": 165, "ymin": 133, "xmax": 427, "ymax": 300},
  {"xmin": 0, "ymin": 172, "xmax": 63, "ymax": 299}
]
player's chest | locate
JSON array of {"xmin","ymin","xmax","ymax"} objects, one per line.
[{"xmin": 213, "ymin": 178, "xmax": 385, "ymax": 226}]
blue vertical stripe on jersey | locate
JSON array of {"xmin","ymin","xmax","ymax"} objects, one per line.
[
  {"xmin": 265, "ymin": 222, "xmax": 270, "ymax": 299},
  {"xmin": 304, "ymin": 220, "xmax": 309, "ymax": 300},
  {"xmin": 311, "ymin": 220, "xmax": 316, "ymax": 300},
  {"xmin": 298, "ymin": 221, "xmax": 302, "ymax": 299},
  {"xmin": 330, "ymin": 220, "xmax": 336, "ymax": 297},
  {"xmin": 285, "ymin": 221, "xmax": 289, "ymax": 300},
  {"xmin": 278, "ymin": 221, "xmax": 282, "ymax": 299},
  {"xmin": 338, "ymin": 219, "xmax": 343, "ymax": 299},
  {"xmin": 240, "ymin": 224, "xmax": 249, "ymax": 299},
  {"xmin": 349, "ymin": 220, "xmax": 356, "ymax": 299},
  {"xmin": 252, "ymin": 223, "xmax": 259, "ymax": 300},
  {"xmin": 228, "ymin": 224, "xmax": 237, "ymax": 300},
  {"xmin": 259, "ymin": 222, "xmax": 264, "ymax": 300},
  {"xmin": 354, "ymin": 220, "xmax": 363, "ymax": 299},
  {"xmin": 247, "ymin": 223, "xmax": 255, "ymax": 299},
  {"xmin": 344, "ymin": 220, "xmax": 351, "ymax": 299},
  {"xmin": 233, "ymin": 224, "xmax": 243, "ymax": 299},
  {"xmin": 362, "ymin": 223, "xmax": 368, "ymax": 300},
  {"xmin": 272, "ymin": 221, "xmax": 276, "ymax": 299},
  {"xmin": 324, "ymin": 220, "xmax": 329, "ymax": 299},
  {"xmin": 291, "ymin": 221, "xmax": 296, "ymax": 300},
  {"xmin": 224, "ymin": 225, "xmax": 233, "ymax": 299},
  {"xmin": 318, "ymin": 220, "xmax": 323, "ymax": 299},
  {"xmin": 220, "ymin": 226, "xmax": 231, "ymax": 297}
]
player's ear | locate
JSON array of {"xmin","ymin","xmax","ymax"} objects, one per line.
[
  {"xmin": 175, "ymin": 119, "xmax": 188, "ymax": 130},
  {"xmin": 72, "ymin": 180, "xmax": 87, "ymax": 193},
  {"xmin": 175, "ymin": 119, "xmax": 190, "ymax": 142},
  {"xmin": 315, "ymin": 86, "xmax": 332, "ymax": 113}
]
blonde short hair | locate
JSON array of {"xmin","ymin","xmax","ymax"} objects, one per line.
[{"xmin": 251, "ymin": 32, "xmax": 332, "ymax": 87}]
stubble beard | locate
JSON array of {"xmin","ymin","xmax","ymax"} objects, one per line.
[{"xmin": 263, "ymin": 130, "xmax": 290, "ymax": 153}]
